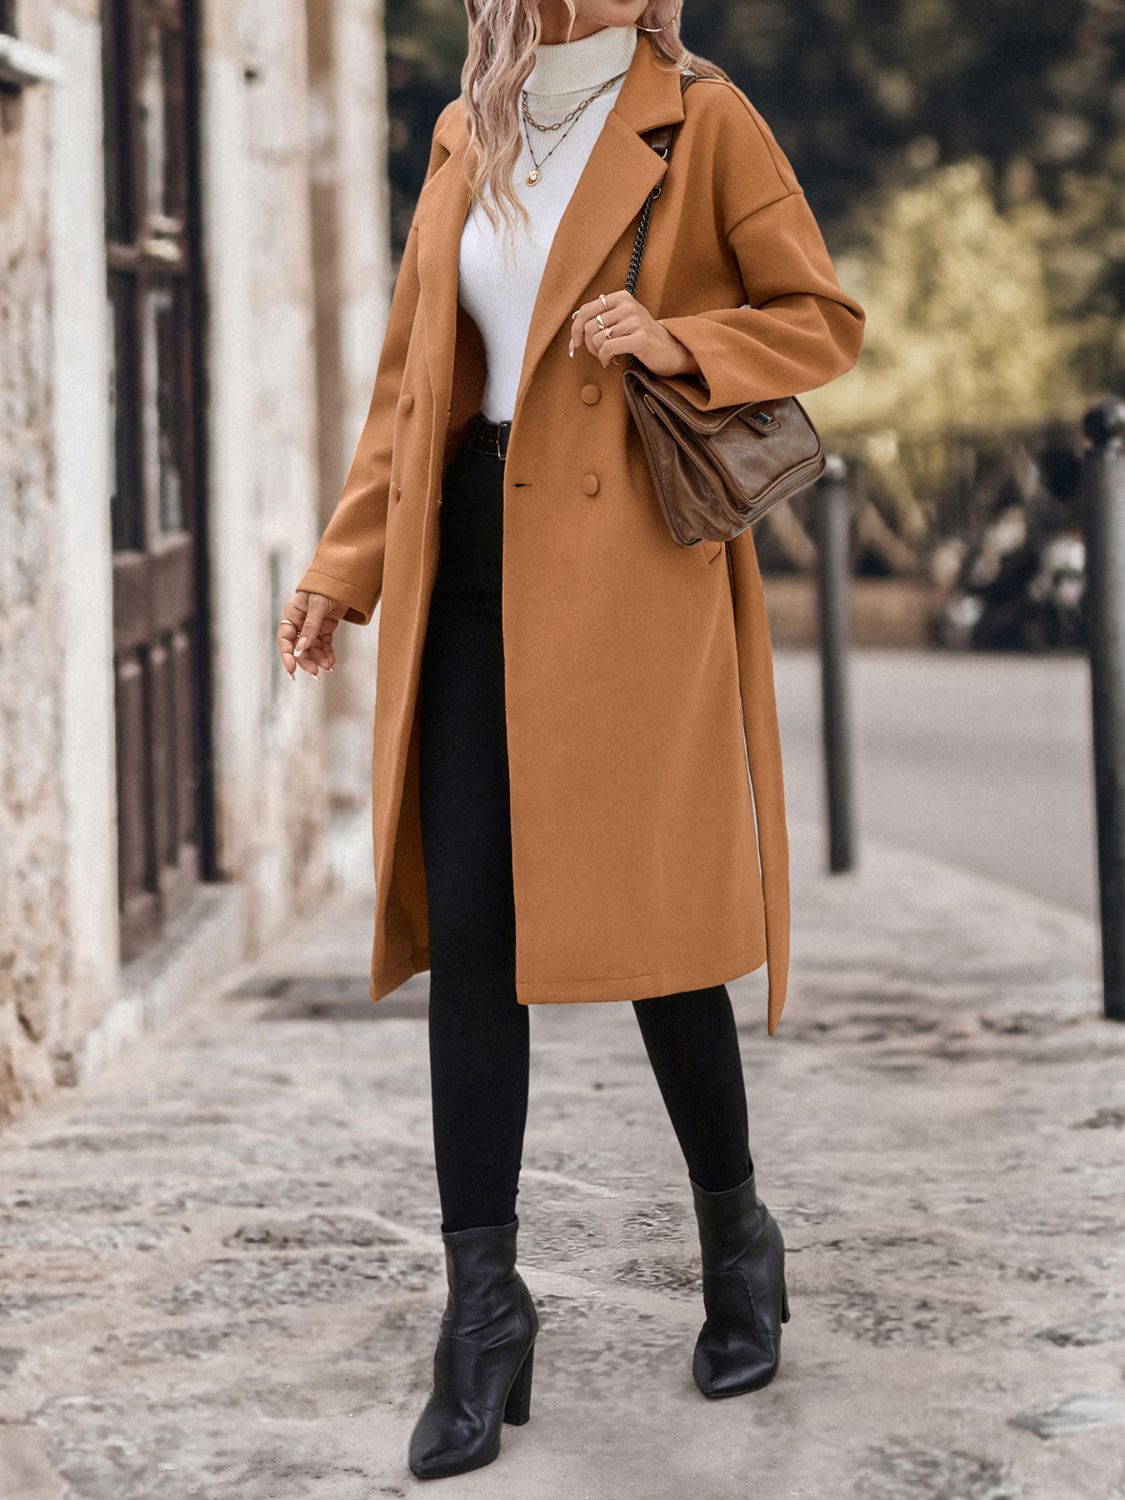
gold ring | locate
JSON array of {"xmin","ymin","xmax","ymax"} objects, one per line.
[
  {"xmin": 281, "ymin": 618, "xmax": 300, "ymax": 630},
  {"xmin": 599, "ymin": 293, "xmax": 609, "ymax": 311},
  {"xmin": 595, "ymin": 313, "xmax": 606, "ymax": 330}
]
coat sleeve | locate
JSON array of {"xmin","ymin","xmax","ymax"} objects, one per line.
[
  {"xmin": 296, "ymin": 105, "xmax": 455, "ymax": 625},
  {"xmin": 655, "ymin": 83, "xmax": 865, "ymax": 413}
]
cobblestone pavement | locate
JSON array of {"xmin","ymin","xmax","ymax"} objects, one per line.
[{"xmin": 2, "ymin": 821, "xmax": 1124, "ymax": 1500}]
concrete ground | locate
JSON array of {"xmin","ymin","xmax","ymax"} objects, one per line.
[
  {"xmin": 2, "ymin": 819, "xmax": 1125, "ymax": 1500},
  {"xmin": 774, "ymin": 647, "xmax": 1098, "ymax": 918}
]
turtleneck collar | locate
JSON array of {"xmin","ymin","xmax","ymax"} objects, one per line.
[{"xmin": 524, "ymin": 22, "xmax": 637, "ymax": 99}]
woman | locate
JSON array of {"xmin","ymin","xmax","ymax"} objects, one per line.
[{"xmin": 278, "ymin": 0, "xmax": 864, "ymax": 1480}]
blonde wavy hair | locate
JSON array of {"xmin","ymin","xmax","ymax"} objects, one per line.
[{"xmin": 459, "ymin": 2, "xmax": 729, "ymax": 259}]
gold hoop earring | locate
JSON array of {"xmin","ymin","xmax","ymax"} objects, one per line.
[{"xmin": 636, "ymin": 3, "xmax": 682, "ymax": 32}]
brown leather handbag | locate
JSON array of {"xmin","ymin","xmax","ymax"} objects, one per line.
[{"xmin": 621, "ymin": 73, "xmax": 826, "ymax": 550}]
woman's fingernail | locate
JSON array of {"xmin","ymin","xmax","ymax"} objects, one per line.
[
  {"xmin": 568, "ymin": 345, "xmax": 574, "ymax": 358},
  {"xmin": 294, "ymin": 637, "xmax": 306, "ymax": 657}
]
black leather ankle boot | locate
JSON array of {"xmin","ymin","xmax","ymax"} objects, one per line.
[
  {"xmin": 690, "ymin": 1169, "xmax": 790, "ymax": 1397},
  {"xmin": 408, "ymin": 1217, "xmax": 538, "ymax": 1480}
]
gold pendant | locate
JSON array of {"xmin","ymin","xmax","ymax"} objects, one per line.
[{"xmin": 526, "ymin": 168, "xmax": 541, "ymax": 185}]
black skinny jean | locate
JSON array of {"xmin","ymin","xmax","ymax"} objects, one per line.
[{"xmin": 417, "ymin": 415, "xmax": 753, "ymax": 1233}]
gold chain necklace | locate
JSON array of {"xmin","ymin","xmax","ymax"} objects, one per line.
[{"xmin": 519, "ymin": 69, "xmax": 627, "ymax": 185}]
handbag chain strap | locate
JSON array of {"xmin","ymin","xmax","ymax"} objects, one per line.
[{"xmin": 622, "ymin": 70, "xmax": 699, "ymax": 358}]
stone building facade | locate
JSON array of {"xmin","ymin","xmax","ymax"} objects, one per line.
[{"xmin": 0, "ymin": 0, "xmax": 390, "ymax": 1122}]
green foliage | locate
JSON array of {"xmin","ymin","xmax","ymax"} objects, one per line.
[
  {"xmin": 385, "ymin": 0, "xmax": 469, "ymax": 247},
  {"xmin": 678, "ymin": 0, "xmax": 1106, "ymax": 228},
  {"xmin": 806, "ymin": 159, "xmax": 1078, "ymax": 437}
]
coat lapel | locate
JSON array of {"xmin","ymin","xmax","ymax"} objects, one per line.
[{"xmin": 415, "ymin": 33, "xmax": 688, "ymax": 423}]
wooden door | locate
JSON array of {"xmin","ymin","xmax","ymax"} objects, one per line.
[{"xmin": 103, "ymin": 0, "xmax": 214, "ymax": 959}]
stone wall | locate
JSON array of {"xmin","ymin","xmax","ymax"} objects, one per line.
[
  {"xmin": 0, "ymin": 0, "xmax": 391, "ymax": 1124},
  {"xmin": 202, "ymin": 0, "xmax": 330, "ymax": 936},
  {"xmin": 0, "ymin": 4, "xmax": 69, "ymax": 1121},
  {"xmin": 306, "ymin": 0, "xmax": 389, "ymax": 816}
]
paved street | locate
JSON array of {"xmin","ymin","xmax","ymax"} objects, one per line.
[
  {"xmin": 775, "ymin": 648, "xmax": 1098, "ymax": 918},
  {"xmin": 2, "ymin": 815, "xmax": 1124, "ymax": 1499}
]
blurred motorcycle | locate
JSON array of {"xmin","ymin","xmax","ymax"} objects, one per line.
[{"xmin": 935, "ymin": 428, "xmax": 1085, "ymax": 652}]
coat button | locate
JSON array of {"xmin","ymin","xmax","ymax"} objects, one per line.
[
  {"xmin": 582, "ymin": 472, "xmax": 600, "ymax": 496},
  {"xmin": 580, "ymin": 383, "xmax": 601, "ymax": 405},
  {"xmin": 392, "ymin": 481, "xmax": 402, "ymax": 502},
  {"xmin": 398, "ymin": 391, "xmax": 414, "ymax": 414}
]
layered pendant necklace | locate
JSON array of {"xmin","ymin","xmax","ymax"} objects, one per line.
[{"xmin": 520, "ymin": 68, "xmax": 627, "ymax": 186}]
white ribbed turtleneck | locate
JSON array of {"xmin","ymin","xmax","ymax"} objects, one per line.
[{"xmin": 457, "ymin": 24, "xmax": 638, "ymax": 422}]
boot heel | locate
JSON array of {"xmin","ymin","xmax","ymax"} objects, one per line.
[
  {"xmin": 781, "ymin": 1283, "xmax": 791, "ymax": 1324},
  {"xmin": 503, "ymin": 1343, "xmax": 534, "ymax": 1426}
]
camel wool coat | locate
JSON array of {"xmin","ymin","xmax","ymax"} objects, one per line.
[{"xmin": 298, "ymin": 34, "xmax": 865, "ymax": 1035}]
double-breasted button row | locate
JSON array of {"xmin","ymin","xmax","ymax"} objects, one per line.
[{"xmin": 580, "ymin": 383, "xmax": 601, "ymax": 494}]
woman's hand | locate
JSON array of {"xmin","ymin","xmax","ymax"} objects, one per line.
[
  {"xmin": 277, "ymin": 589, "xmax": 346, "ymax": 679},
  {"xmin": 568, "ymin": 290, "xmax": 703, "ymax": 377}
]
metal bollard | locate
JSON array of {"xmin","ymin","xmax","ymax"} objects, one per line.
[
  {"xmin": 1082, "ymin": 399, "xmax": 1125, "ymax": 1021},
  {"xmin": 814, "ymin": 453, "xmax": 857, "ymax": 873}
]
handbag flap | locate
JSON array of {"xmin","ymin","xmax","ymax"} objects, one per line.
[{"xmin": 623, "ymin": 363, "xmax": 783, "ymax": 436}]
